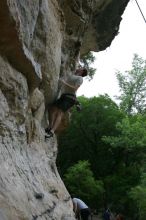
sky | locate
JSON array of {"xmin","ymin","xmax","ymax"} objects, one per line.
[{"xmin": 77, "ymin": 0, "xmax": 146, "ymax": 102}]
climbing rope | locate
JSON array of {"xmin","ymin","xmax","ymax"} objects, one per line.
[{"xmin": 134, "ymin": 0, "xmax": 146, "ymax": 23}]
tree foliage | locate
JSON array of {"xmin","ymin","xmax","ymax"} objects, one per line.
[
  {"xmin": 57, "ymin": 95, "xmax": 125, "ymax": 210},
  {"xmin": 80, "ymin": 52, "xmax": 96, "ymax": 80},
  {"xmin": 57, "ymin": 54, "xmax": 146, "ymax": 219},
  {"xmin": 103, "ymin": 115, "xmax": 146, "ymax": 163},
  {"xmin": 116, "ymin": 54, "xmax": 146, "ymax": 114},
  {"xmin": 57, "ymin": 95, "xmax": 124, "ymax": 178},
  {"xmin": 129, "ymin": 173, "xmax": 146, "ymax": 220},
  {"xmin": 102, "ymin": 115, "xmax": 146, "ymax": 215},
  {"xmin": 64, "ymin": 160, "xmax": 104, "ymax": 208}
]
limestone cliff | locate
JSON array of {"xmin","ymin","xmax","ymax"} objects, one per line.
[{"xmin": 0, "ymin": 0, "xmax": 129, "ymax": 219}]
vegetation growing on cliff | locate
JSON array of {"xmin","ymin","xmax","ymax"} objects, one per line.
[{"xmin": 80, "ymin": 52, "xmax": 96, "ymax": 80}]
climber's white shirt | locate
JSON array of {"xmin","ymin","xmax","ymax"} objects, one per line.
[
  {"xmin": 61, "ymin": 74, "xmax": 83, "ymax": 94},
  {"xmin": 73, "ymin": 198, "xmax": 88, "ymax": 210}
]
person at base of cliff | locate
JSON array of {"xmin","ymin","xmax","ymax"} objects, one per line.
[
  {"xmin": 115, "ymin": 213, "xmax": 124, "ymax": 220},
  {"xmin": 72, "ymin": 197, "xmax": 91, "ymax": 220},
  {"xmin": 45, "ymin": 67, "xmax": 88, "ymax": 138},
  {"xmin": 103, "ymin": 208, "xmax": 111, "ymax": 220}
]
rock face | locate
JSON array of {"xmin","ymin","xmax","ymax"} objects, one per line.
[{"xmin": 0, "ymin": 0, "xmax": 129, "ymax": 219}]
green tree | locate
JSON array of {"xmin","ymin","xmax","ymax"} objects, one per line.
[
  {"xmin": 57, "ymin": 95, "xmax": 124, "ymax": 178},
  {"xmin": 57, "ymin": 95, "xmax": 124, "ymax": 209},
  {"xmin": 64, "ymin": 160, "xmax": 104, "ymax": 208},
  {"xmin": 57, "ymin": 95, "xmax": 146, "ymax": 217},
  {"xmin": 116, "ymin": 54, "xmax": 146, "ymax": 114},
  {"xmin": 129, "ymin": 173, "xmax": 146, "ymax": 220},
  {"xmin": 103, "ymin": 115, "xmax": 146, "ymax": 167},
  {"xmin": 103, "ymin": 114, "xmax": 146, "ymax": 216},
  {"xmin": 80, "ymin": 52, "xmax": 96, "ymax": 80}
]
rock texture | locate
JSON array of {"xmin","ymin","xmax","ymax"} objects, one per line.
[{"xmin": 0, "ymin": 0, "xmax": 129, "ymax": 219}]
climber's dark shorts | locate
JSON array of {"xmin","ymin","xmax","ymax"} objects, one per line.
[{"xmin": 54, "ymin": 93, "xmax": 77, "ymax": 112}]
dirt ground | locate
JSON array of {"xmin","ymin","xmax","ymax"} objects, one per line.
[
  {"xmin": 91, "ymin": 213, "xmax": 116, "ymax": 220},
  {"xmin": 91, "ymin": 215, "xmax": 101, "ymax": 220}
]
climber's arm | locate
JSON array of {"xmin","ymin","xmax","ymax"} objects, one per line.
[{"xmin": 59, "ymin": 78, "xmax": 79, "ymax": 90}]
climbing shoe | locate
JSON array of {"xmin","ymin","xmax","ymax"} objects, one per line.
[{"xmin": 45, "ymin": 132, "xmax": 53, "ymax": 139}]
